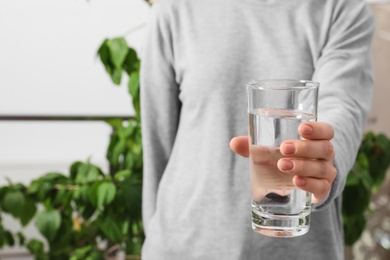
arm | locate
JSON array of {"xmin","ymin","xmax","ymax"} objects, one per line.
[
  {"xmin": 312, "ymin": 0, "xmax": 375, "ymax": 209},
  {"xmin": 230, "ymin": 1, "xmax": 375, "ymax": 210},
  {"xmin": 140, "ymin": 3, "xmax": 180, "ymax": 234}
]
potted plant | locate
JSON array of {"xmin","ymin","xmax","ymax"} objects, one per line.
[
  {"xmin": 342, "ymin": 131, "xmax": 390, "ymax": 246},
  {"xmin": 0, "ymin": 38, "xmax": 143, "ymax": 260}
]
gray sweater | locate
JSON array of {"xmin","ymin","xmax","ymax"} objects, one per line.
[{"xmin": 140, "ymin": 0, "xmax": 375, "ymax": 259}]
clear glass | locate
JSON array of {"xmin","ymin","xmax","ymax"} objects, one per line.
[{"xmin": 246, "ymin": 79, "xmax": 319, "ymax": 237}]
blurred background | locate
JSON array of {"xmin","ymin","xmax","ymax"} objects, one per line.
[
  {"xmin": 0, "ymin": 0, "xmax": 389, "ymax": 259},
  {"xmin": 0, "ymin": 0, "xmax": 149, "ymax": 259}
]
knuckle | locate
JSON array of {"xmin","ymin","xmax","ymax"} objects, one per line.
[
  {"xmin": 294, "ymin": 160, "xmax": 304, "ymax": 173},
  {"xmin": 300, "ymin": 140, "xmax": 311, "ymax": 154},
  {"xmin": 321, "ymin": 179, "xmax": 332, "ymax": 196},
  {"xmin": 323, "ymin": 141, "xmax": 334, "ymax": 158},
  {"xmin": 320, "ymin": 160, "xmax": 327, "ymax": 175},
  {"xmin": 320, "ymin": 160, "xmax": 337, "ymax": 180},
  {"xmin": 330, "ymin": 166, "xmax": 337, "ymax": 180},
  {"xmin": 330, "ymin": 128, "xmax": 335, "ymax": 139}
]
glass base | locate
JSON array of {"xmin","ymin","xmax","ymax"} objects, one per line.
[{"xmin": 252, "ymin": 210, "xmax": 311, "ymax": 238}]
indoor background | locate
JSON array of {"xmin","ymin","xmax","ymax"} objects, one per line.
[{"xmin": 0, "ymin": 0, "xmax": 389, "ymax": 259}]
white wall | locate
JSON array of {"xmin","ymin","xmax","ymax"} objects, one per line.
[{"xmin": 0, "ymin": 0, "xmax": 150, "ymax": 185}]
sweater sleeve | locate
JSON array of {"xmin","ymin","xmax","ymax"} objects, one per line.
[
  {"xmin": 140, "ymin": 2, "xmax": 181, "ymax": 233},
  {"xmin": 312, "ymin": 1, "xmax": 375, "ymax": 210}
]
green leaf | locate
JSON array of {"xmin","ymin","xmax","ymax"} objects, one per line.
[
  {"xmin": 128, "ymin": 71, "xmax": 140, "ymax": 99},
  {"xmin": 35, "ymin": 209, "xmax": 61, "ymax": 241},
  {"xmin": 97, "ymin": 39, "xmax": 125, "ymax": 85},
  {"xmin": 47, "ymin": 218, "xmax": 73, "ymax": 253},
  {"xmin": 96, "ymin": 182, "xmax": 116, "ymax": 211},
  {"xmin": 13, "ymin": 183, "xmax": 26, "ymax": 192},
  {"xmin": 111, "ymin": 139, "xmax": 126, "ymax": 167},
  {"xmin": 97, "ymin": 39, "xmax": 110, "ymax": 59},
  {"xmin": 106, "ymin": 131, "xmax": 120, "ymax": 165},
  {"xmin": 1, "ymin": 190, "xmax": 25, "ymax": 217},
  {"xmin": 41, "ymin": 172, "xmax": 67, "ymax": 182},
  {"xmin": 20, "ymin": 197, "xmax": 37, "ymax": 226},
  {"xmin": 344, "ymin": 214, "xmax": 366, "ymax": 246},
  {"xmin": 121, "ymin": 176, "xmax": 142, "ymax": 220},
  {"xmin": 17, "ymin": 232, "xmax": 25, "ymax": 246},
  {"xmin": 5, "ymin": 230, "xmax": 15, "ymax": 246},
  {"xmin": 345, "ymin": 170, "xmax": 359, "ymax": 186},
  {"xmin": 97, "ymin": 39, "xmax": 114, "ymax": 75},
  {"xmin": 86, "ymin": 251, "xmax": 105, "ymax": 260},
  {"xmin": 0, "ymin": 227, "xmax": 5, "ymax": 247},
  {"xmin": 26, "ymin": 239, "xmax": 45, "ymax": 254},
  {"xmin": 123, "ymin": 48, "xmax": 140, "ymax": 75},
  {"xmin": 36, "ymin": 181, "xmax": 54, "ymax": 202},
  {"xmin": 27, "ymin": 178, "xmax": 55, "ymax": 201},
  {"xmin": 106, "ymin": 119, "xmax": 123, "ymax": 128},
  {"xmin": 128, "ymin": 71, "xmax": 140, "ymax": 116},
  {"xmin": 110, "ymin": 67, "xmax": 122, "ymax": 85},
  {"xmin": 75, "ymin": 163, "xmax": 102, "ymax": 184},
  {"xmin": 74, "ymin": 185, "xmax": 96, "ymax": 219},
  {"xmin": 0, "ymin": 186, "xmax": 9, "ymax": 200},
  {"xmin": 26, "ymin": 180, "xmax": 40, "ymax": 194},
  {"xmin": 72, "ymin": 245, "xmax": 94, "ymax": 259},
  {"xmin": 377, "ymin": 133, "xmax": 390, "ymax": 150},
  {"xmin": 106, "ymin": 37, "xmax": 129, "ymax": 69},
  {"xmin": 360, "ymin": 132, "xmax": 390, "ymax": 191},
  {"xmin": 70, "ymin": 161, "xmax": 83, "ymax": 180},
  {"xmin": 114, "ymin": 169, "xmax": 131, "ymax": 181},
  {"xmin": 352, "ymin": 154, "xmax": 372, "ymax": 190},
  {"xmin": 34, "ymin": 254, "xmax": 49, "ymax": 260},
  {"xmin": 342, "ymin": 183, "xmax": 371, "ymax": 218},
  {"xmin": 52, "ymin": 185, "xmax": 71, "ymax": 207},
  {"xmin": 87, "ymin": 181, "xmax": 100, "ymax": 208},
  {"xmin": 73, "ymin": 185, "xmax": 88, "ymax": 201},
  {"xmin": 99, "ymin": 217, "xmax": 123, "ymax": 243},
  {"xmin": 97, "ymin": 39, "xmax": 110, "ymax": 65}
]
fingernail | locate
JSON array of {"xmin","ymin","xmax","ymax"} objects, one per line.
[
  {"xmin": 282, "ymin": 142, "xmax": 295, "ymax": 155},
  {"xmin": 295, "ymin": 177, "xmax": 306, "ymax": 186},
  {"xmin": 301, "ymin": 124, "xmax": 313, "ymax": 135},
  {"xmin": 279, "ymin": 159, "xmax": 294, "ymax": 171}
]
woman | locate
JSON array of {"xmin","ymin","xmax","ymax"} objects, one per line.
[{"xmin": 140, "ymin": 0, "xmax": 375, "ymax": 259}]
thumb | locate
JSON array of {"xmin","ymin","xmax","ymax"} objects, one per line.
[{"xmin": 230, "ymin": 136, "xmax": 249, "ymax": 157}]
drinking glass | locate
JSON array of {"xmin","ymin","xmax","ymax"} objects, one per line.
[{"xmin": 246, "ymin": 79, "xmax": 319, "ymax": 237}]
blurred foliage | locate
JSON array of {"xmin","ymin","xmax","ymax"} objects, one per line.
[
  {"xmin": 343, "ymin": 132, "xmax": 390, "ymax": 246},
  {"xmin": 0, "ymin": 36, "xmax": 143, "ymax": 259}
]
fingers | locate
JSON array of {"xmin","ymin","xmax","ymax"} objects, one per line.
[
  {"xmin": 278, "ymin": 139, "xmax": 336, "ymax": 202},
  {"xmin": 280, "ymin": 139, "xmax": 334, "ymax": 160},
  {"xmin": 277, "ymin": 158, "xmax": 336, "ymax": 181},
  {"xmin": 281, "ymin": 121, "xmax": 335, "ymax": 160},
  {"xmin": 230, "ymin": 136, "xmax": 249, "ymax": 157},
  {"xmin": 231, "ymin": 122, "xmax": 334, "ymax": 159},
  {"xmin": 299, "ymin": 122, "xmax": 334, "ymax": 140},
  {"xmin": 278, "ymin": 122, "xmax": 337, "ymax": 203},
  {"xmin": 292, "ymin": 175, "xmax": 335, "ymax": 204},
  {"xmin": 277, "ymin": 158, "xmax": 337, "ymax": 202},
  {"xmin": 231, "ymin": 121, "xmax": 337, "ymax": 204}
]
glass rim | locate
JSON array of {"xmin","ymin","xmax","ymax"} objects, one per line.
[{"xmin": 246, "ymin": 79, "xmax": 319, "ymax": 90}]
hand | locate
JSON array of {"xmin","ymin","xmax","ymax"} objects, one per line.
[{"xmin": 230, "ymin": 122, "xmax": 337, "ymax": 204}]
